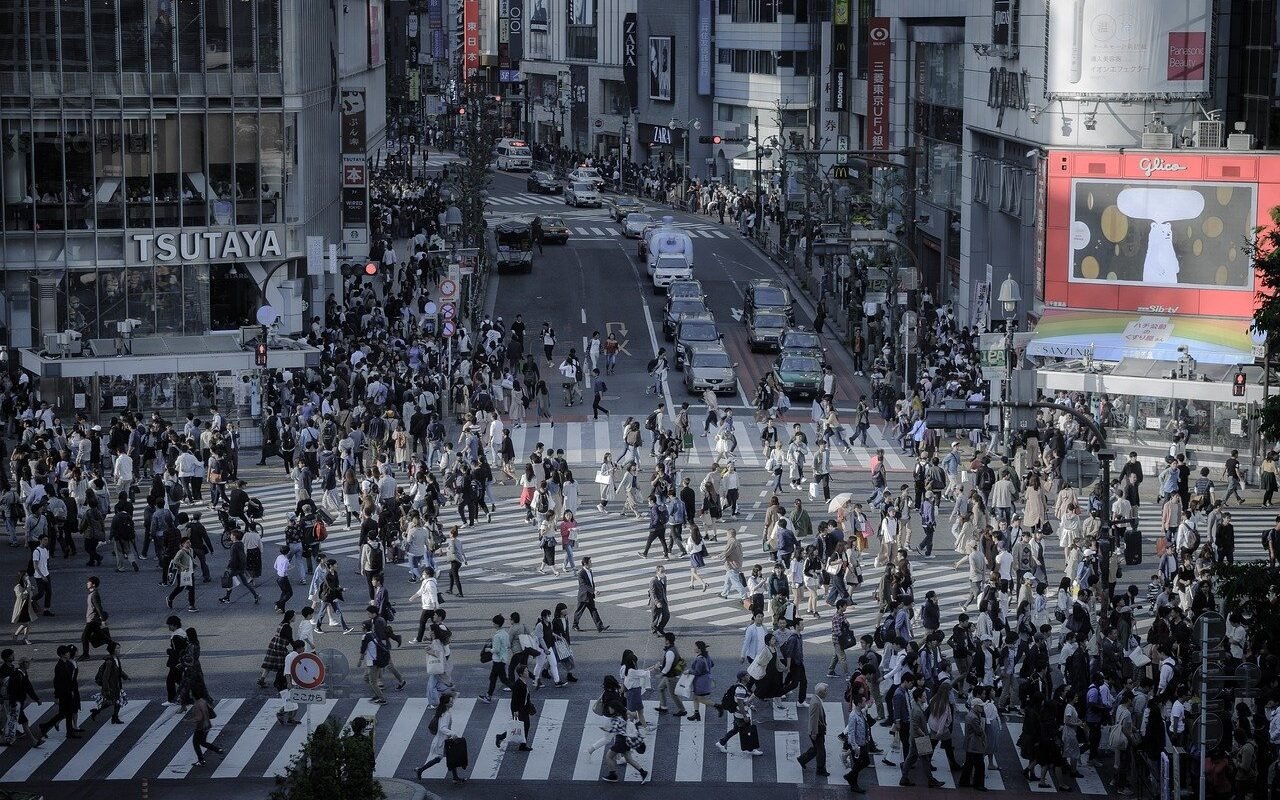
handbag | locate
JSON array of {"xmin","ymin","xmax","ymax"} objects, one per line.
[
  {"xmin": 675, "ymin": 672, "xmax": 695, "ymax": 700},
  {"xmin": 594, "ymin": 469, "xmax": 613, "ymax": 486},
  {"xmin": 424, "ymin": 652, "xmax": 446, "ymax": 675}
]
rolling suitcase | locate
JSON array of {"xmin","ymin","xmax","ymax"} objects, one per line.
[{"xmin": 1124, "ymin": 529, "xmax": 1143, "ymax": 565}]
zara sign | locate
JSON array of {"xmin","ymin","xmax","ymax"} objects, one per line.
[{"xmin": 130, "ymin": 228, "xmax": 286, "ymax": 265}]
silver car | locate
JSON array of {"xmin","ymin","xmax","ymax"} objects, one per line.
[
  {"xmin": 622, "ymin": 212, "xmax": 653, "ymax": 237},
  {"xmin": 683, "ymin": 343, "xmax": 738, "ymax": 396}
]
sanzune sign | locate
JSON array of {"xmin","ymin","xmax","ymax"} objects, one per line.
[
  {"xmin": 463, "ymin": 0, "xmax": 480, "ymax": 80},
  {"xmin": 865, "ymin": 18, "xmax": 890, "ymax": 151},
  {"xmin": 1044, "ymin": 150, "xmax": 1280, "ymax": 318}
]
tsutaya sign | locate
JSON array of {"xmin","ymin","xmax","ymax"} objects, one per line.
[{"xmin": 130, "ymin": 228, "xmax": 286, "ymax": 265}]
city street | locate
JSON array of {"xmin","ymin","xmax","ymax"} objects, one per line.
[{"xmin": 0, "ymin": 168, "xmax": 1181, "ymax": 797}]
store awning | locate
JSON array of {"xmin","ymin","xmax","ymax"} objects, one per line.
[{"xmin": 1025, "ymin": 309, "xmax": 1256, "ymax": 366}]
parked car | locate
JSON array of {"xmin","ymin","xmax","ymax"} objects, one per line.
[
  {"xmin": 567, "ymin": 166, "xmax": 605, "ymax": 190},
  {"xmin": 608, "ymin": 196, "xmax": 645, "ymax": 221},
  {"xmin": 673, "ymin": 313, "xmax": 720, "ymax": 370},
  {"xmin": 663, "ymin": 295, "xmax": 709, "ymax": 341},
  {"xmin": 683, "ymin": 343, "xmax": 738, "ymax": 396},
  {"xmin": 533, "ymin": 215, "xmax": 570, "ymax": 244},
  {"xmin": 564, "ymin": 181, "xmax": 601, "ymax": 208},
  {"xmin": 743, "ymin": 278, "xmax": 794, "ymax": 324},
  {"xmin": 779, "ymin": 326, "xmax": 826, "ymax": 362},
  {"xmin": 622, "ymin": 212, "xmax": 654, "ymax": 238},
  {"xmin": 526, "ymin": 170, "xmax": 561, "ymax": 194},
  {"xmin": 771, "ymin": 352, "xmax": 823, "ymax": 400},
  {"xmin": 745, "ymin": 307, "xmax": 788, "ymax": 351}
]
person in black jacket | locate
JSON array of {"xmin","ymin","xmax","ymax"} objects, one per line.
[
  {"xmin": 38, "ymin": 645, "xmax": 83, "ymax": 739},
  {"xmin": 219, "ymin": 530, "xmax": 260, "ymax": 604},
  {"xmin": 493, "ymin": 661, "xmax": 535, "ymax": 751}
]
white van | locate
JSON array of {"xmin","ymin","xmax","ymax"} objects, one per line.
[{"xmin": 495, "ymin": 138, "xmax": 533, "ymax": 171}]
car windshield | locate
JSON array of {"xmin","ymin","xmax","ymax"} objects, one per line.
[
  {"xmin": 755, "ymin": 313, "xmax": 786, "ymax": 328},
  {"xmin": 670, "ymin": 299, "xmax": 707, "ymax": 316},
  {"xmin": 780, "ymin": 356, "xmax": 820, "ymax": 373},
  {"xmin": 572, "ymin": 182, "xmax": 595, "ymax": 193},
  {"xmin": 783, "ymin": 331, "xmax": 821, "ymax": 349},
  {"xmin": 693, "ymin": 352, "xmax": 732, "ymax": 369},
  {"xmin": 626, "ymin": 213, "xmax": 652, "ymax": 225},
  {"xmin": 680, "ymin": 322, "xmax": 718, "ymax": 341},
  {"xmin": 754, "ymin": 287, "xmax": 788, "ymax": 306}
]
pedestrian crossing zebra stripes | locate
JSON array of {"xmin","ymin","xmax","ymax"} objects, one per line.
[{"xmin": 0, "ymin": 694, "xmax": 1104, "ymax": 790}]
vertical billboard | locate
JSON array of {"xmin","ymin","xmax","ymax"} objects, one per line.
[
  {"xmin": 463, "ymin": 0, "xmax": 480, "ymax": 79},
  {"xmin": 623, "ymin": 13, "xmax": 639, "ymax": 111},
  {"xmin": 831, "ymin": 0, "xmax": 850, "ymax": 111},
  {"xmin": 1044, "ymin": 150, "xmax": 1280, "ymax": 317},
  {"xmin": 865, "ymin": 18, "xmax": 890, "ymax": 151},
  {"xmin": 649, "ymin": 36, "xmax": 673, "ymax": 102},
  {"xmin": 1045, "ymin": 0, "xmax": 1210, "ymax": 98}
]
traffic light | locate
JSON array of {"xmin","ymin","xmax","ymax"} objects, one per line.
[
  {"xmin": 363, "ymin": 261, "xmax": 379, "ymax": 277},
  {"xmin": 255, "ymin": 342, "xmax": 268, "ymax": 367},
  {"xmin": 1233, "ymin": 370, "xmax": 1247, "ymax": 397}
]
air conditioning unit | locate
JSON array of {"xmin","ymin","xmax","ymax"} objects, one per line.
[
  {"xmin": 1226, "ymin": 132, "xmax": 1255, "ymax": 151},
  {"xmin": 1193, "ymin": 120, "xmax": 1224, "ymax": 148},
  {"xmin": 1141, "ymin": 132, "xmax": 1175, "ymax": 149}
]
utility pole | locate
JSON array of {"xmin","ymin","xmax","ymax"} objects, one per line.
[{"xmin": 754, "ymin": 114, "xmax": 762, "ymax": 238}]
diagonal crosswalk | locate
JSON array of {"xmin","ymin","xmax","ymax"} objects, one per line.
[{"xmin": 0, "ymin": 694, "xmax": 1105, "ymax": 791}]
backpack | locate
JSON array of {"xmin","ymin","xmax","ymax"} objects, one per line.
[
  {"xmin": 313, "ymin": 520, "xmax": 328, "ymax": 543},
  {"xmin": 366, "ymin": 545, "xmax": 384, "ymax": 573}
]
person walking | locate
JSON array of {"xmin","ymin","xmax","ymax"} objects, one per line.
[
  {"xmin": 573, "ymin": 556, "xmax": 608, "ymax": 632},
  {"xmin": 38, "ymin": 645, "xmax": 83, "ymax": 740},
  {"xmin": 189, "ymin": 690, "xmax": 225, "ymax": 767},
  {"xmin": 415, "ymin": 692, "xmax": 468, "ymax": 784},
  {"xmin": 218, "ymin": 530, "xmax": 260, "ymax": 605},
  {"xmin": 88, "ymin": 641, "xmax": 127, "ymax": 724},
  {"xmin": 796, "ymin": 683, "xmax": 830, "ymax": 776},
  {"xmin": 166, "ymin": 538, "xmax": 197, "ymax": 612}
]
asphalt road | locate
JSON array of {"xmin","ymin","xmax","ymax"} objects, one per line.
[{"xmin": 0, "ymin": 170, "xmax": 1113, "ymax": 799}]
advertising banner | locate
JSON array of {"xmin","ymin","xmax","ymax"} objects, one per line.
[
  {"xmin": 865, "ymin": 18, "xmax": 890, "ymax": 151},
  {"xmin": 698, "ymin": 0, "xmax": 713, "ymax": 96},
  {"xmin": 623, "ymin": 13, "xmax": 639, "ymax": 110},
  {"xmin": 1044, "ymin": 150, "xmax": 1280, "ymax": 317},
  {"xmin": 831, "ymin": 0, "xmax": 850, "ymax": 111},
  {"xmin": 649, "ymin": 36, "xmax": 674, "ymax": 102},
  {"xmin": 1045, "ymin": 0, "xmax": 1210, "ymax": 98},
  {"xmin": 463, "ymin": 0, "xmax": 480, "ymax": 79}
]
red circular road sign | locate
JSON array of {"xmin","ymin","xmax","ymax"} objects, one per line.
[{"xmin": 290, "ymin": 652, "xmax": 326, "ymax": 689}]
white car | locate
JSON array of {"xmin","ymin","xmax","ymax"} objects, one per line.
[
  {"xmin": 567, "ymin": 167, "xmax": 605, "ymax": 190},
  {"xmin": 564, "ymin": 181, "xmax": 601, "ymax": 208}
]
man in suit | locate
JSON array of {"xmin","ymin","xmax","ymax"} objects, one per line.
[
  {"xmin": 648, "ymin": 565, "xmax": 670, "ymax": 636},
  {"xmin": 572, "ymin": 556, "xmax": 609, "ymax": 632},
  {"xmin": 39, "ymin": 645, "xmax": 83, "ymax": 739}
]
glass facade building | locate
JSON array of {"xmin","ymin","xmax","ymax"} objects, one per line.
[{"xmin": 0, "ymin": 0, "xmax": 385, "ymax": 351}]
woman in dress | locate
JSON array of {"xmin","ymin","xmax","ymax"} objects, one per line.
[
  {"xmin": 535, "ymin": 510, "xmax": 561, "ymax": 576},
  {"xmin": 687, "ymin": 524, "xmax": 709, "ymax": 591},
  {"xmin": 415, "ymin": 692, "xmax": 467, "ymax": 784},
  {"xmin": 89, "ymin": 640, "xmax": 129, "ymax": 724},
  {"xmin": 256, "ymin": 612, "xmax": 294, "ymax": 689},
  {"xmin": 11, "ymin": 571, "xmax": 33, "ymax": 644}
]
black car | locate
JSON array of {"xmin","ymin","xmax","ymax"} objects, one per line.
[
  {"xmin": 674, "ymin": 312, "xmax": 720, "ymax": 370},
  {"xmin": 663, "ymin": 296, "xmax": 709, "ymax": 341},
  {"xmin": 526, "ymin": 170, "xmax": 561, "ymax": 194},
  {"xmin": 743, "ymin": 278, "xmax": 794, "ymax": 325}
]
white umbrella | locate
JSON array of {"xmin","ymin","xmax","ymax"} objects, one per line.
[{"xmin": 827, "ymin": 492, "xmax": 853, "ymax": 514}]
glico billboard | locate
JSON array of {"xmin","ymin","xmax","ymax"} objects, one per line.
[{"xmin": 1044, "ymin": 150, "xmax": 1280, "ymax": 318}]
